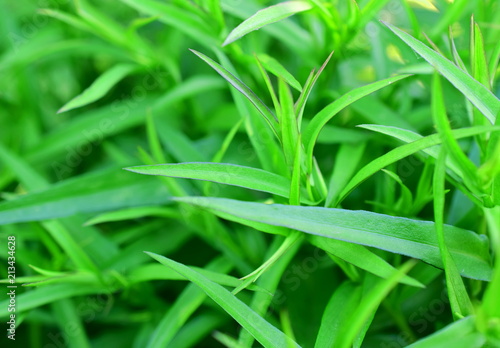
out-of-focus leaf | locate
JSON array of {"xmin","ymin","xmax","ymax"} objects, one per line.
[
  {"xmin": 58, "ymin": 64, "xmax": 138, "ymax": 113},
  {"xmin": 0, "ymin": 168, "xmax": 170, "ymax": 225},
  {"xmin": 407, "ymin": 316, "xmax": 485, "ymax": 348},
  {"xmin": 223, "ymin": 1, "xmax": 312, "ymax": 46}
]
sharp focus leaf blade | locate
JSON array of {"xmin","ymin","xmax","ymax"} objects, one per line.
[
  {"xmin": 176, "ymin": 197, "xmax": 492, "ymax": 281},
  {"xmin": 124, "ymin": 162, "xmax": 311, "ymax": 204},
  {"xmin": 191, "ymin": 50, "xmax": 279, "ymax": 134},
  {"xmin": 383, "ymin": 21, "xmax": 500, "ymax": 124}
]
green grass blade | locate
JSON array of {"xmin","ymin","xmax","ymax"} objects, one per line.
[
  {"xmin": 176, "ymin": 197, "xmax": 492, "ymax": 280},
  {"xmin": 145, "ymin": 257, "xmax": 237, "ymax": 347},
  {"xmin": 38, "ymin": 8, "xmax": 95, "ymax": 33},
  {"xmin": 449, "ymin": 27, "xmax": 468, "ymax": 71},
  {"xmin": 314, "ymin": 282, "xmax": 361, "ymax": 348},
  {"xmin": 471, "ymin": 22, "xmax": 491, "ymax": 89},
  {"xmin": 325, "ymin": 142, "xmax": 366, "ymax": 207},
  {"xmin": 145, "ymin": 252, "xmax": 302, "ymax": 348},
  {"xmin": 26, "ymin": 76, "xmax": 224, "ymax": 163},
  {"xmin": 358, "ymin": 124, "xmax": 462, "ymax": 178},
  {"xmin": 124, "ymin": 162, "xmax": 295, "ymax": 200},
  {"xmin": 191, "ymin": 50, "xmax": 279, "ymax": 135},
  {"xmin": 58, "ymin": 63, "xmax": 138, "ymax": 113},
  {"xmin": 0, "ymin": 168, "xmax": 170, "ymax": 225},
  {"xmin": 0, "ymin": 283, "xmax": 115, "ymax": 317},
  {"xmin": 84, "ymin": 206, "xmax": 176, "ymax": 226},
  {"xmin": 237, "ymin": 236, "xmax": 301, "ymax": 347},
  {"xmin": 257, "ymin": 54, "xmax": 302, "ymax": 92},
  {"xmin": 211, "ymin": 118, "xmax": 244, "ymax": 164},
  {"xmin": 213, "ymin": 331, "xmax": 246, "ymax": 348},
  {"xmin": 127, "ymin": 263, "xmax": 267, "ymax": 292},
  {"xmin": 433, "ymin": 148, "xmax": 473, "ymax": 318},
  {"xmin": 295, "ymin": 52, "xmax": 333, "ymax": 126},
  {"xmin": 216, "ymin": 51, "xmax": 287, "ymax": 176},
  {"xmin": 407, "ymin": 316, "xmax": 485, "ymax": 348},
  {"xmin": 336, "ymin": 260, "xmax": 418, "ymax": 348},
  {"xmin": 75, "ymin": 0, "xmax": 128, "ymax": 46},
  {"xmin": 146, "ymin": 113, "xmax": 167, "ymax": 163},
  {"xmin": 279, "ymin": 78, "xmax": 299, "ymax": 168},
  {"xmin": 290, "ymin": 135, "xmax": 302, "ymax": 206},
  {"xmin": 0, "ymin": 144, "xmax": 110, "ymax": 271},
  {"xmin": 348, "ymin": 94, "xmax": 415, "ymax": 130},
  {"xmin": 232, "ymin": 232, "xmax": 302, "ymax": 295},
  {"xmin": 222, "ymin": 1, "xmax": 312, "ymax": 46},
  {"xmin": 432, "ymin": 73, "xmax": 480, "ymax": 193},
  {"xmin": 255, "ymin": 54, "xmax": 281, "ymax": 114},
  {"xmin": 482, "ymin": 207, "xmax": 500, "ymax": 320},
  {"xmin": 119, "ymin": 0, "xmax": 216, "ymax": 48},
  {"xmin": 488, "ymin": 38, "xmax": 500, "ymax": 88},
  {"xmin": 383, "ymin": 21, "xmax": 500, "ymax": 124},
  {"xmin": 169, "ymin": 313, "xmax": 228, "ymax": 348},
  {"xmin": 220, "ymin": 0, "xmax": 313, "ymax": 61},
  {"xmin": 310, "ymin": 236, "xmax": 423, "ymax": 287},
  {"xmin": 204, "ymin": 119, "xmax": 244, "ymax": 195},
  {"xmin": 52, "ymin": 299, "xmax": 91, "ymax": 348},
  {"xmin": 303, "ymin": 74, "xmax": 410, "ymax": 172},
  {"xmin": 337, "ymin": 126, "xmax": 500, "ymax": 205}
]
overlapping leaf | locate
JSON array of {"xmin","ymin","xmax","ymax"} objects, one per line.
[{"xmin": 176, "ymin": 197, "xmax": 492, "ymax": 281}]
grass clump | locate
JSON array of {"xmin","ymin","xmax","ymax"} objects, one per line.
[{"xmin": 1, "ymin": 0, "xmax": 500, "ymax": 347}]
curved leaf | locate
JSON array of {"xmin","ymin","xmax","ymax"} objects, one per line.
[
  {"xmin": 338, "ymin": 126, "xmax": 500, "ymax": 205},
  {"xmin": 383, "ymin": 21, "xmax": 500, "ymax": 124},
  {"xmin": 223, "ymin": 1, "xmax": 312, "ymax": 46},
  {"xmin": 124, "ymin": 162, "xmax": 311, "ymax": 204},
  {"xmin": 145, "ymin": 252, "xmax": 301, "ymax": 348},
  {"xmin": 303, "ymin": 74, "xmax": 410, "ymax": 171},
  {"xmin": 191, "ymin": 50, "xmax": 278, "ymax": 135},
  {"xmin": 310, "ymin": 236, "xmax": 424, "ymax": 287}
]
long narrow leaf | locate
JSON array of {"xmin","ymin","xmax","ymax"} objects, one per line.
[
  {"xmin": 314, "ymin": 282, "xmax": 361, "ymax": 348},
  {"xmin": 175, "ymin": 197, "xmax": 492, "ymax": 281},
  {"xmin": 303, "ymin": 74, "xmax": 410, "ymax": 171},
  {"xmin": 58, "ymin": 63, "xmax": 138, "ymax": 113},
  {"xmin": 0, "ymin": 168, "xmax": 170, "ymax": 225},
  {"xmin": 124, "ymin": 162, "xmax": 312, "ymax": 204},
  {"xmin": 337, "ymin": 126, "xmax": 500, "ymax": 205},
  {"xmin": 145, "ymin": 252, "xmax": 301, "ymax": 348},
  {"xmin": 336, "ymin": 260, "xmax": 418, "ymax": 348},
  {"xmin": 407, "ymin": 316, "xmax": 485, "ymax": 348},
  {"xmin": 383, "ymin": 21, "xmax": 500, "ymax": 124},
  {"xmin": 223, "ymin": 1, "xmax": 312, "ymax": 46},
  {"xmin": 191, "ymin": 50, "xmax": 279, "ymax": 135},
  {"xmin": 310, "ymin": 236, "xmax": 424, "ymax": 287},
  {"xmin": 434, "ymin": 148, "xmax": 473, "ymax": 318}
]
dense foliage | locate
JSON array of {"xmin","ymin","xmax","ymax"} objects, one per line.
[{"xmin": 1, "ymin": 0, "xmax": 500, "ymax": 347}]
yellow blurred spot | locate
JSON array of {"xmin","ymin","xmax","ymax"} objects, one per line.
[
  {"xmin": 407, "ymin": 0, "xmax": 439, "ymax": 12},
  {"xmin": 449, "ymin": 23, "xmax": 463, "ymax": 38},
  {"xmin": 356, "ymin": 65, "xmax": 376, "ymax": 82},
  {"xmin": 386, "ymin": 44, "xmax": 405, "ymax": 64}
]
